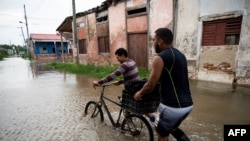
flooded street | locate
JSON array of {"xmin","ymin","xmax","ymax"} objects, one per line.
[{"xmin": 0, "ymin": 57, "xmax": 250, "ymax": 141}]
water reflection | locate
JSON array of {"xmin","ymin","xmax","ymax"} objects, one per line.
[{"xmin": 0, "ymin": 57, "xmax": 249, "ymax": 141}]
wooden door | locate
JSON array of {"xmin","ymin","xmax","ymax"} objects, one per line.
[{"xmin": 127, "ymin": 33, "xmax": 147, "ymax": 69}]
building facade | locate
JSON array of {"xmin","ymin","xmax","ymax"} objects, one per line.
[
  {"xmin": 175, "ymin": 0, "xmax": 250, "ymax": 85},
  {"xmin": 29, "ymin": 34, "xmax": 71, "ymax": 61},
  {"xmin": 57, "ymin": 0, "xmax": 250, "ymax": 86}
]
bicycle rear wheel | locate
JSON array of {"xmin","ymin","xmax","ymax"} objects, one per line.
[
  {"xmin": 121, "ymin": 114, "xmax": 154, "ymax": 141},
  {"xmin": 84, "ymin": 101, "xmax": 104, "ymax": 121}
]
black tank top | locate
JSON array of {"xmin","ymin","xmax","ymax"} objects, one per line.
[{"xmin": 158, "ymin": 47, "xmax": 193, "ymax": 108}]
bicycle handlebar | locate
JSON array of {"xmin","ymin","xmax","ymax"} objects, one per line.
[{"xmin": 93, "ymin": 82, "xmax": 115, "ymax": 89}]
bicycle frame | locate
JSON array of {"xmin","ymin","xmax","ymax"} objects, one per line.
[
  {"xmin": 86, "ymin": 83, "xmax": 155, "ymax": 141},
  {"xmin": 95, "ymin": 84, "xmax": 123, "ymax": 127}
]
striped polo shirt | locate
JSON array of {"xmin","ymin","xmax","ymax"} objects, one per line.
[{"xmin": 98, "ymin": 59, "xmax": 140, "ymax": 89}]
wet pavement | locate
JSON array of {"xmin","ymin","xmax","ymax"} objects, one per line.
[{"xmin": 0, "ymin": 57, "xmax": 250, "ymax": 141}]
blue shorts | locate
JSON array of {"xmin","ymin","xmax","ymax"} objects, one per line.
[{"xmin": 156, "ymin": 103, "xmax": 193, "ymax": 137}]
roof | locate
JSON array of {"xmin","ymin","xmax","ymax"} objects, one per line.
[
  {"xmin": 30, "ymin": 34, "xmax": 64, "ymax": 41},
  {"xmin": 56, "ymin": 16, "xmax": 73, "ymax": 33}
]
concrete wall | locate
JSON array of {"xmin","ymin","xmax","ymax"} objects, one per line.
[
  {"xmin": 85, "ymin": 13, "xmax": 98, "ymax": 65},
  {"xmin": 236, "ymin": 0, "xmax": 250, "ymax": 86},
  {"xmin": 76, "ymin": 17, "xmax": 88, "ymax": 64},
  {"xmin": 148, "ymin": 0, "xmax": 173, "ymax": 69},
  {"xmin": 108, "ymin": 2, "xmax": 127, "ymax": 65},
  {"xmin": 175, "ymin": 0, "xmax": 250, "ymax": 86},
  {"xmin": 73, "ymin": 0, "xmax": 173, "ymax": 69},
  {"xmin": 126, "ymin": 0, "xmax": 147, "ymax": 6}
]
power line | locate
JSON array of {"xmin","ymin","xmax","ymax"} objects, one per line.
[{"xmin": 0, "ymin": 12, "xmax": 63, "ymax": 21}]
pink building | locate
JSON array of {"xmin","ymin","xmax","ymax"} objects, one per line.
[{"xmin": 56, "ymin": 0, "xmax": 173, "ymax": 69}]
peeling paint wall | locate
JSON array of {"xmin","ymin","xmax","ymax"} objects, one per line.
[
  {"xmin": 199, "ymin": 0, "xmax": 249, "ymax": 85},
  {"xmin": 198, "ymin": 45, "xmax": 237, "ymax": 83},
  {"xmin": 126, "ymin": 0, "xmax": 147, "ymax": 7},
  {"xmin": 176, "ymin": 0, "xmax": 250, "ymax": 86},
  {"xmin": 174, "ymin": 0, "xmax": 199, "ymax": 79},
  {"xmin": 236, "ymin": 0, "xmax": 250, "ymax": 86},
  {"xmin": 76, "ymin": 17, "xmax": 88, "ymax": 64},
  {"xmin": 108, "ymin": 2, "xmax": 127, "ymax": 65},
  {"xmin": 96, "ymin": 21, "xmax": 111, "ymax": 66},
  {"xmin": 175, "ymin": 0, "xmax": 199, "ymax": 60},
  {"xmin": 127, "ymin": 15, "xmax": 148, "ymax": 32},
  {"xmin": 85, "ymin": 13, "xmax": 98, "ymax": 66},
  {"xmin": 148, "ymin": 0, "xmax": 173, "ymax": 69}
]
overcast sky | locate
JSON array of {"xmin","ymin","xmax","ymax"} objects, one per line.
[{"xmin": 0, "ymin": 0, "xmax": 104, "ymax": 45}]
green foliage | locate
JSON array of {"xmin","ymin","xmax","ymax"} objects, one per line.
[
  {"xmin": 46, "ymin": 62, "xmax": 150, "ymax": 79},
  {"xmin": 0, "ymin": 44, "xmax": 26, "ymax": 55},
  {"xmin": 21, "ymin": 54, "xmax": 29, "ymax": 59},
  {"xmin": 138, "ymin": 67, "xmax": 150, "ymax": 79},
  {"xmin": 0, "ymin": 48, "xmax": 9, "ymax": 61},
  {"xmin": 0, "ymin": 44, "xmax": 12, "ymax": 49}
]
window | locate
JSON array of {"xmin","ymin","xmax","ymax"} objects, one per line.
[
  {"xmin": 96, "ymin": 10, "xmax": 108, "ymax": 23},
  {"xmin": 78, "ymin": 39, "xmax": 87, "ymax": 54},
  {"xmin": 77, "ymin": 22, "xmax": 85, "ymax": 28},
  {"xmin": 98, "ymin": 36, "xmax": 109, "ymax": 53},
  {"xmin": 39, "ymin": 47, "xmax": 47, "ymax": 54},
  {"xmin": 127, "ymin": 6, "xmax": 147, "ymax": 17},
  {"xmin": 52, "ymin": 47, "xmax": 55, "ymax": 53},
  {"xmin": 96, "ymin": 16, "xmax": 108, "ymax": 23},
  {"xmin": 202, "ymin": 16, "xmax": 242, "ymax": 46}
]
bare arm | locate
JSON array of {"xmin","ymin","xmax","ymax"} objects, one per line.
[{"xmin": 134, "ymin": 55, "xmax": 163, "ymax": 100}]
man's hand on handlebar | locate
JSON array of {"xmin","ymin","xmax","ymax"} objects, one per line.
[
  {"xmin": 93, "ymin": 81, "xmax": 100, "ymax": 87},
  {"xmin": 92, "ymin": 81, "xmax": 119, "ymax": 88},
  {"xmin": 112, "ymin": 80, "xmax": 120, "ymax": 86}
]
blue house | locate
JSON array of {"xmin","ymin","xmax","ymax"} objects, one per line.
[{"xmin": 30, "ymin": 34, "xmax": 71, "ymax": 60}]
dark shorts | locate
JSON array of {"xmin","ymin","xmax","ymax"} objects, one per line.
[{"xmin": 156, "ymin": 103, "xmax": 193, "ymax": 137}]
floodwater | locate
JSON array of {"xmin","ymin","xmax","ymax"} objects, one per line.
[{"xmin": 0, "ymin": 57, "xmax": 249, "ymax": 141}]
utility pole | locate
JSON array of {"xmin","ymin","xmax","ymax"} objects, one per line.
[
  {"xmin": 17, "ymin": 27, "xmax": 26, "ymax": 45},
  {"xmin": 23, "ymin": 4, "xmax": 30, "ymax": 59},
  {"xmin": 24, "ymin": 5, "xmax": 29, "ymax": 40},
  {"xmin": 72, "ymin": 0, "xmax": 79, "ymax": 64}
]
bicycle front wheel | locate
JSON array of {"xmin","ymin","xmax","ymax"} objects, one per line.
[
  {"xmin": 121, "ymin": 114, "xmax": 154, "ymax": 141},
  {"xmin": 84, "ymin": 101, "xmax": 104, "ymax": 121}
]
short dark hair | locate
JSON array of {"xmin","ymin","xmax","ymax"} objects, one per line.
[
  {"xmin": 155, "ymin": 28, "xmax": 173, "ymax": 44},
  {"xmin": 115, "ymin": 48, "xmax": 128, "ymax": 57}
]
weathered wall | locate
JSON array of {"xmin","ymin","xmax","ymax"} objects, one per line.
[
  {"xmin": 175, "ymin": 0, "xmax": 199, "ymax": 60},
  {"xmin": 96, "ymin": 22, "xmax": 111, "ymax": 66},
  {"xmin": 199, "ymin": 0, "xmax": 249, "ymax": 85},
  {"xmin": 76, "ymin": 17, "xmax": 88, "ymax": 64},
  {"xmin": 175, "ymin": 0, "xmax": 199, "ymax": 79},
  {"xmin": 108, "ymin": 2, "xmax": 127, "ymax": 65},
  {"xmin": 200, "ymin": 0, "xmax": 245, "ymax": 16},
  {"xmin": 148, "ymin": 0, "xmax": 173, "ymax": 69},
  {"xmin": 236, "ymin": 0, "xmax": 250, "ymax": 86},
  {"xmin": 85, "ymin": 13, "xmax": 98, "ymax": 65},
  {"xmin": 126, "ymin": 0, "xmax": 146, "ymax": 7},
  {"xmin": 176, "ymin": 0, "xmax": 250, "ymax": 85},
  {"xmin": 127, "ymin": 15, "xmax": 148, "ymax": 32},
  {"xmin": 198, "ymin": 45, "xmax": 237, "ymax": 83}
]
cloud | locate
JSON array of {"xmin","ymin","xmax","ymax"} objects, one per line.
[{"xmin": 0, "ymin": 0, "xmax": 104, "ymax": 45}]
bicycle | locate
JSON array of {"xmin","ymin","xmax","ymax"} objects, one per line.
[{"xmin": 84, "ymin": 82, "xmax": 154, "ymax": 141}]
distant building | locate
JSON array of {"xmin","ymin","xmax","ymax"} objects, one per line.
[{"xmin": 29, "ymin": 34, "xmax": 72, "ymax": 61}]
